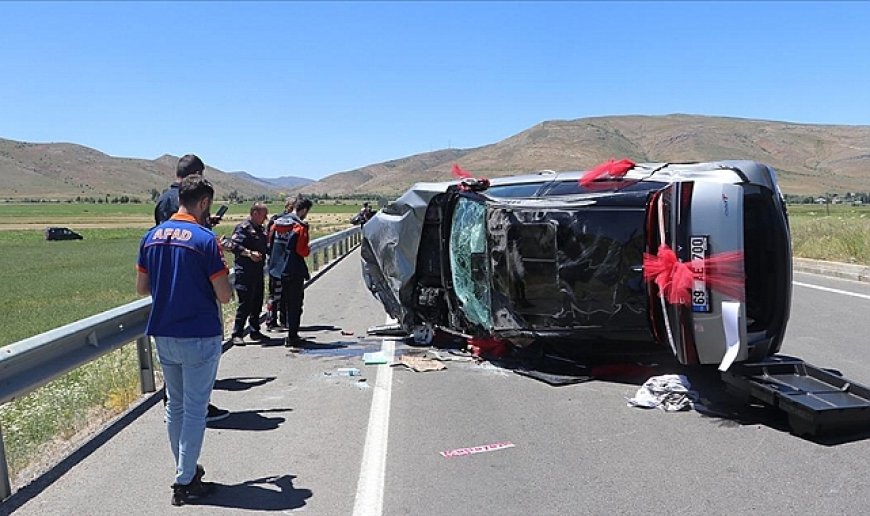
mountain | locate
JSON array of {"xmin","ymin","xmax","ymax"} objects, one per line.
[
  {"xmin": 3, "ymin": 114, "xmax": 870, "ymax": 199},
  {"xmin": 301, "ymin": 148, "xmax": 475, "ymax": 195},
  {"xmin": 0, "ymin": 141, "xmax": 287, "ymax": 200},
  {"xmin": 302, "ymin": 114, "xmax": 870, "ymax": 196},
  {"xmin": 260, "ymin": 176, "xmax": 315, "ymax": 190},
  {"xmin": 227, "ymin": 172, "xmax": 314, "ymax": 191}
]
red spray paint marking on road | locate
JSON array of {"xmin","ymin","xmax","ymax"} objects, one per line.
[{"xmin": 440, "ymin": 441, "xmax": 516, "ymax": 458}]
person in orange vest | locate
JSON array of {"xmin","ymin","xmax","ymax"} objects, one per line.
[{"xmin": 267, "ymin": 198, "xmax": 312, "ymax": 345}]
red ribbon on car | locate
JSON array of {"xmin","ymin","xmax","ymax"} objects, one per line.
[
  {"xmin": 643, "ymin": 244, "xmax": 745, "ymax": 305},
  {"xmin": 579, "ymin": 158, "xmax": 636, "ymax": 188},
  {"xmin": 452, "ymin": 163, "xmax": 472, "ymax": 179}
]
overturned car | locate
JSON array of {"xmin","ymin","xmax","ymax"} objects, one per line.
[{"xmin": 361, "ymin": 160, "xmax": 792, "ymax": 369}]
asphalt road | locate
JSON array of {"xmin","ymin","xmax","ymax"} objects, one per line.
[{"xmin": 8, "ymin": 256, "xmax": 870, "ymax": 515}]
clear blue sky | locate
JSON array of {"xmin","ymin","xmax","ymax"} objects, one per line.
[{"xmin": 1, "ymin": 1, "xmax": 868, "ymax": 180}]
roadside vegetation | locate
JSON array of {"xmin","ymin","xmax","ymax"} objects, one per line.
[
  {"xmin": 788, "ymin": 204, "xmax": 870, "ymax": 266},
  {"xmin": 0, "ymin": 201, "xmax": 365, "ymax": 486}
]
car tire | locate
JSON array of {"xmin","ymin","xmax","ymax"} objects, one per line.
[{"xmin": 411, "ymin": 325, "xmax": 434, "ymax": 346}]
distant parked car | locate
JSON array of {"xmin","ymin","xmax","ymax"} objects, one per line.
[
  {"xmin": 361, "ymin": 160, "xmax": 792, "ymax": 368},
  {"xmin": 45, "ymin": 227, "xmax": 84, "ymax": 241}
]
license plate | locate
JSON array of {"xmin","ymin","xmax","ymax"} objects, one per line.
[{"xmin": 689, "ymin": 235, "xmax": 710, "ymax": 313}]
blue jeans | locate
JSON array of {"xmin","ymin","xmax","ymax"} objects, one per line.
[{"xmin": 154, "ymin": 335, "xmax": 222, "ymax": 485}]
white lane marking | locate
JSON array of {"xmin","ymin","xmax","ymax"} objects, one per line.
[
  {"xmin": 794, "ymin": 281, "xmax": 870, "ymax": 301},
  {"xmin": 352, "ymin": 332, "xmax": 396, "ymax": 516}
]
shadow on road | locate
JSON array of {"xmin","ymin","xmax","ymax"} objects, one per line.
[
  {"xmin": 213, "ymin": 376, "xmax": 276, "ymax": 392},
  {"xmin": 207, "ymin": 408, "xmax": 291, "ymax": 431},
  {"xmin": 201, "ymin": 474, "xmax": 312, "ymax": 511}
]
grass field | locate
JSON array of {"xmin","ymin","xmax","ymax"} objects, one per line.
[
  {"xmin": 788, "ymin": 204, "xmax": 870, "ymax": 266},
  {"xmin": 0, "ymin": 201, "xmax": 364, "ymax": 485}
]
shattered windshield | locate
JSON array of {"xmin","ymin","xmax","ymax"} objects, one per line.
[{"xmin": 449, "ymin": 197, "xmax": 492, "ymax": 330}]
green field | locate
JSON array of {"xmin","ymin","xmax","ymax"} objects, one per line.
[
  {"xmin": 0, "ymin": 228, "xmax": 144, "ymax": 346},
  {"xmin": 0, "ymin": 199, "xmax": 367, "ymax": 220},
  {"xmin": 788, "ymin": 204, "xmax": 870, "ymax": 266},
  {"xmin": 0, "ymin": 203, "xmax": 152, "ymax": 219}
]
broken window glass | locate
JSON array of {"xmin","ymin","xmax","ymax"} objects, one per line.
[{"xmin": 449, "ymin": 197, "xmax": 492, "ymax": 330}]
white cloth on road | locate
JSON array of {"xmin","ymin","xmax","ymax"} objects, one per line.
[{"xmin": 627, "ymin": 374, "xmax": 698, "ymax": 411}]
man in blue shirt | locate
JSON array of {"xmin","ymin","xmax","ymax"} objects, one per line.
[
  {"xmin": 154, "ymin": 153, "xmax": 229, "ymax": 423},
  {"xmin": 137, "ymin": 175, "xmax": 233, "ymax": 506}
]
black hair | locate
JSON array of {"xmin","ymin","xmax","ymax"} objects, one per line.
[
  {"xmin": 177, "ymin": 154, "xmax": 205, "ymax": 178},
  {"xmin": 178, "ymin": 175, "xmax": 214, "ymax": 207},
  {"xmin": 295, "ymin": 198, "xmax": 313, "ymax": 211}
]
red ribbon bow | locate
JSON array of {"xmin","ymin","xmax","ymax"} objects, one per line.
[
  {"xmin": 579, "ymin": 158, "xmax": 636, "ymax": 188},
  {"xmin": 643, "ymin": 244, "xmax": 745, "ymax": 306}
]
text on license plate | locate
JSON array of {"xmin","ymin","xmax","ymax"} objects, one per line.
[{"xmin": 690, "ymin": 235, "xmax": 710, "ymax": 313}]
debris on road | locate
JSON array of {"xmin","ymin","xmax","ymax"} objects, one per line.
[
  {"xmin": 513, "ymin": 358, "xmax": 659, "ymax": 386},
  {"xmin": 440, "ymin": 441, "xmax": 515, "ymax": 458},
  {"xmin": 341, "ymin": 330, "xmax": 355, "ymax": 336},
  {"xmin": 426, "ymin": 349, "xmax": 474, "ymax": 362},
  {"xmin": 362, "ymin": 351, "xmax": 388, "ymax": 365},
  {"xmin": 366, "ymin": 323, "xmax": 408, "ymax": 337},
  {"xmin": 514, "ymin": 366, "xmax": 593, "ymax": 386},
  {"xmin": 396, "ymin": 355, "xmax": 446, "ymax": 372},
  {"xmin": 627, "ymin": 374, "xmax": 698, "ymax": 411},
  {"xmin": 324, "ymin": 367, "xmax": 362, "ymax": 377}
]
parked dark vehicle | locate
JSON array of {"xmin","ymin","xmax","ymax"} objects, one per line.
[
  {"xmin": 45, "ymin": 227, "xmax": 84, "ymax": 241},
  {"xmin": 361, "ymin": 160, "xmax": 792, "ymax": 369}
]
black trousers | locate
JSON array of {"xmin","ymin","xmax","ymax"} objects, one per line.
[
  {"xmin": 268, "ymin": 275, "xmax": 285, "ymax": 326},
  {"xmin": 282, "ymin": 275, "xmax": 306, "ymax": 338},
  {"xmin": 232, "ymin": 273, "xmax": 264, "ymax": 337}
]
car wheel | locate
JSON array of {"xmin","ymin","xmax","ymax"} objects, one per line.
[{"xmin": 411, "ymin": 325, "xmax": 434, "ymax": 346}]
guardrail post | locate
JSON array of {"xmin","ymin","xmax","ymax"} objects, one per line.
[
  {"xmin": 136, "ymin": 336, "xmax": 156, "ymax": 393},
  {"xmin": 313, "ymin": 251, "xmax": 320, "ymax": 271},
  {"xmin": 0, "ymin": 423, "xmax": 12, "ymax": 499}
]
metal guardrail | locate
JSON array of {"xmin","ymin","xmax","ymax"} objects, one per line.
[{"xmin": 0, "ymin": 225, "xmax": 361, "ymax": 499}]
